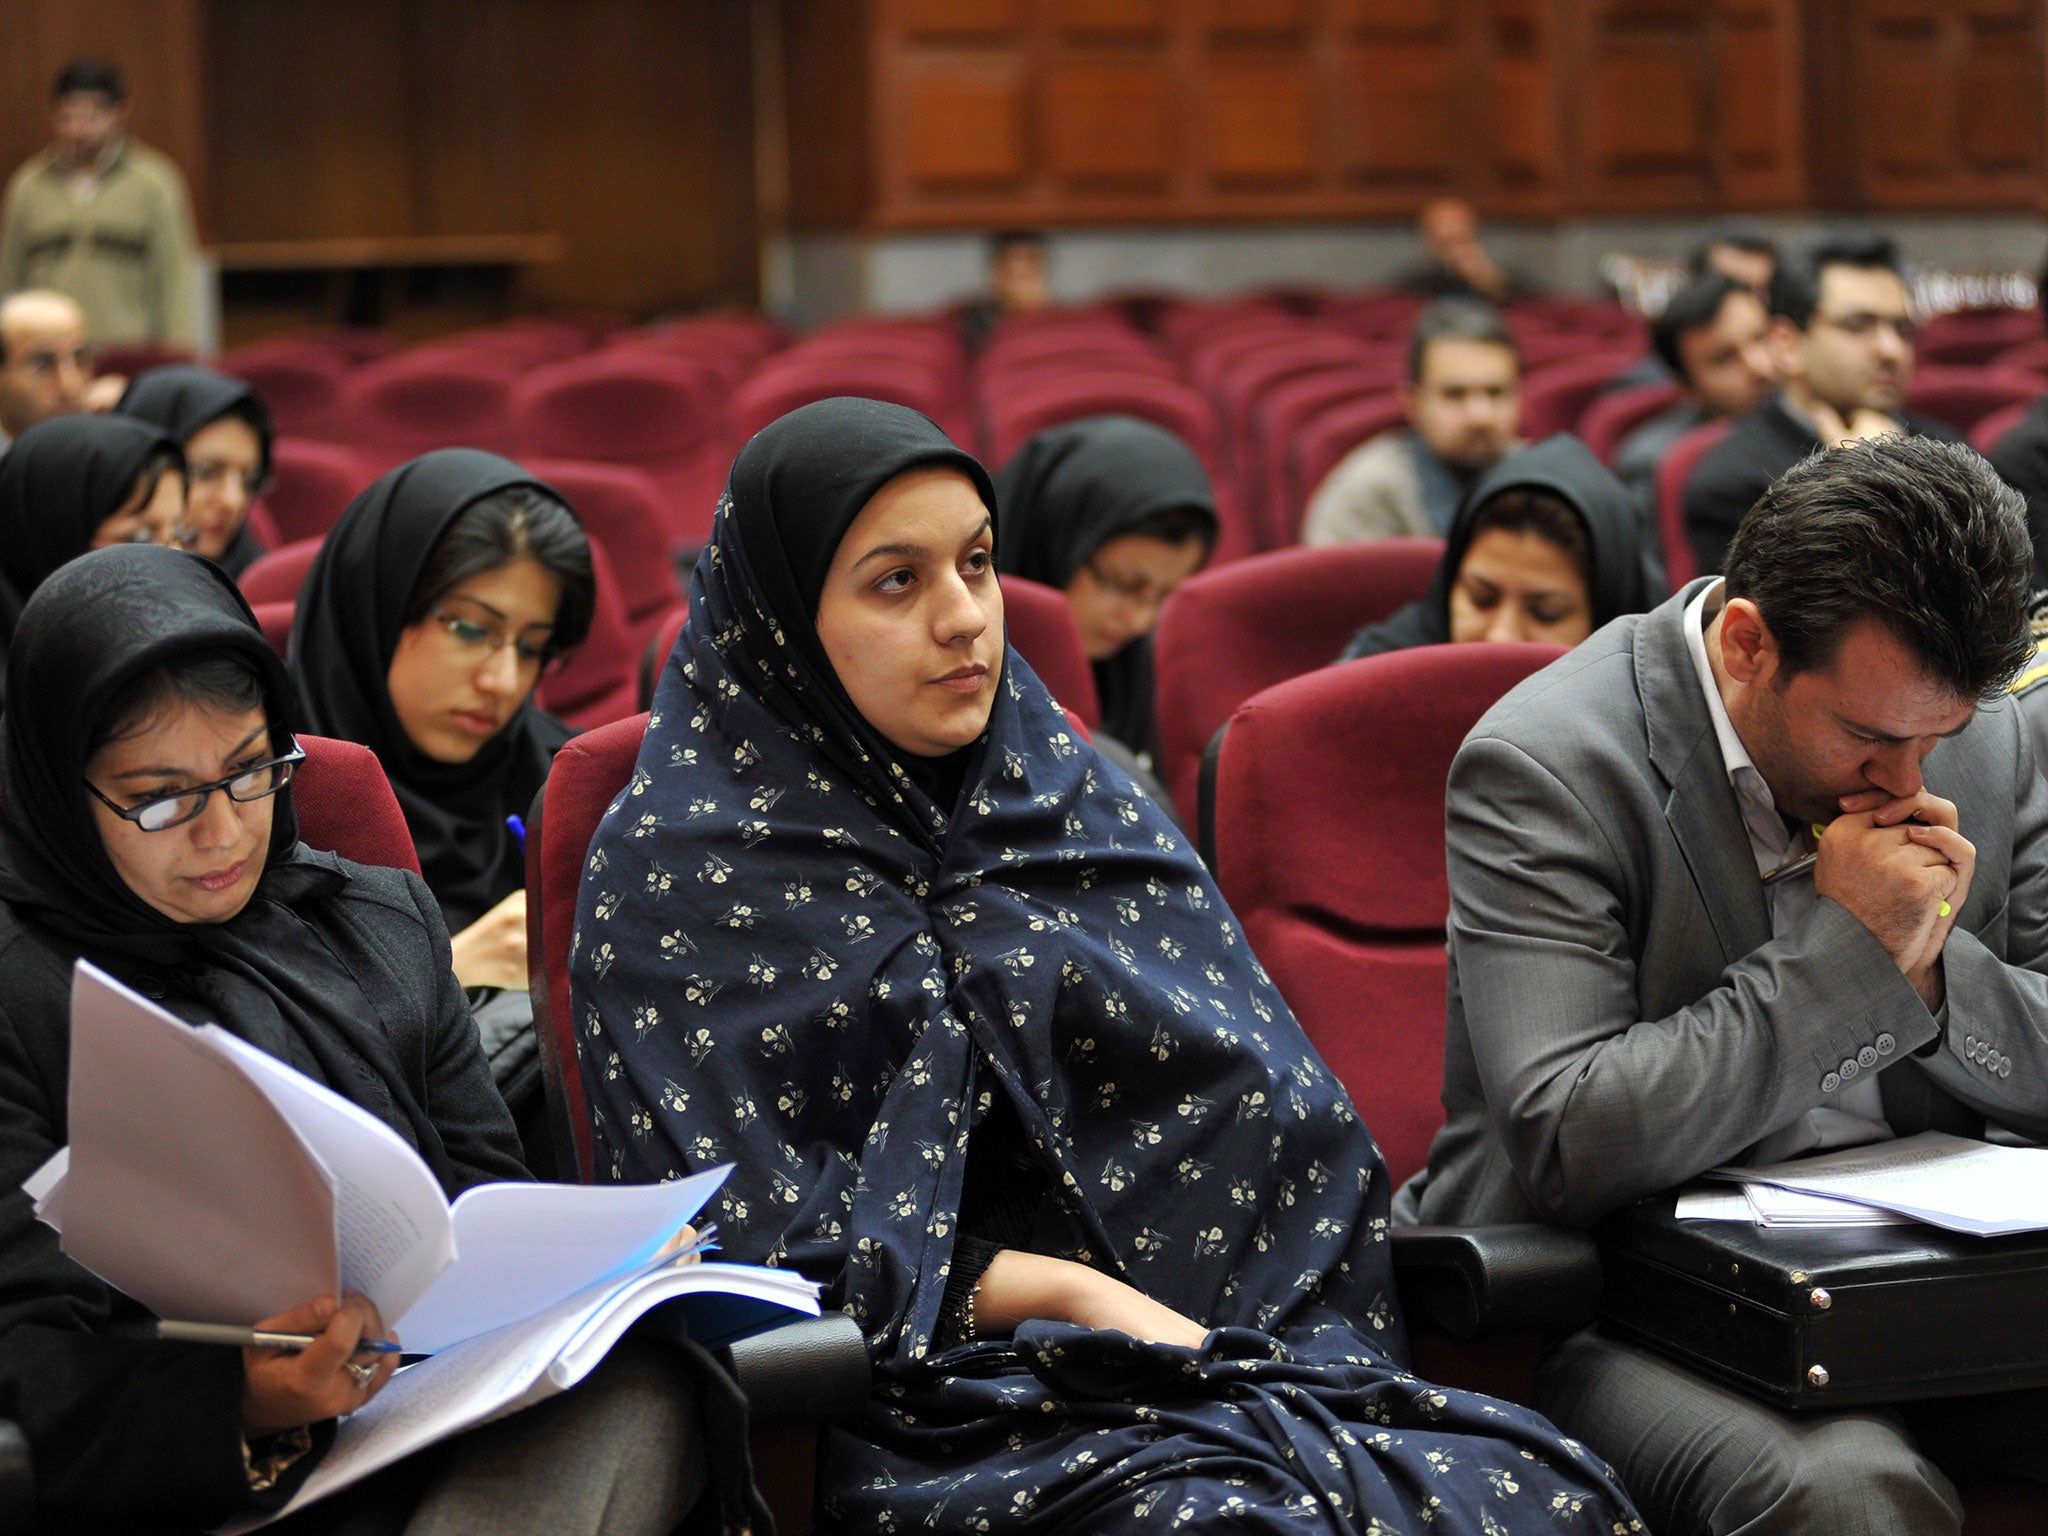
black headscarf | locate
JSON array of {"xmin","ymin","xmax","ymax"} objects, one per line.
[
  {"xmin": 994, "ymin": 416, "xmax": 1217, "ymax": 758},
  {"xmin": 725, "ymin": 396, "xmax": 999, "ymax": 806},
  {"xmin": 1339, "ymin": 433, "xmax": 1649, "ymax": 660},
  {"xmin": 0, "ymin": 414, "xmax": 183, "ymax": 672},
  {"xmin": 116, "ymin": 365, "xmax": 275, "ymax": 578},
  {"xmin": 289, "ymin": 449, "xmax": 588, "ymax": 932},
  {"xmin": 0, "ymin": 543, "xmax": 458, "ymax": 1184}
]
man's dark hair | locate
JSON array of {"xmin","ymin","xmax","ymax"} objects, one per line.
[
  {"xmin": 1724, "ymin": 436, "xmax": 2033, "ymax": 701},
  {"xmin": 1406, "ymin": 298, "xmax": 1519, "ymax": 385},
  {"xmin": 1767, "ymin": 234, "xmax": 1903, "ymax": 331},
  {"xmin": 1653, "ymin": 272, "xmax": 1746, "ymax": 383},
  {"xmin": 53, "ymin": 59, "xmax": 125, "ymax": 105},
  {"xmin": 988, "ymin": 230, "xmax": 1045, "ymax": 263},
  {"xmin": 1687, "ymin": 223, "xmax": 1776, "ymax": 278}
]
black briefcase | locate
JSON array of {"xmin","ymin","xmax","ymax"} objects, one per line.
[{"xmin": 1594, "ymin": 1200, "xmax": 2048, "ymax": 1409}]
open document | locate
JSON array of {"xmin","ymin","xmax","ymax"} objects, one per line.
[{"xmin": 1697, "ymin": 1131, "xmax": 2048, "ymax": 1237}]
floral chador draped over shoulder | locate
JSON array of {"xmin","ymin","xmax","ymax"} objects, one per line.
[{"xmin": 572, "ymin": 399, "xmax": 1641, "ymax": 1534}]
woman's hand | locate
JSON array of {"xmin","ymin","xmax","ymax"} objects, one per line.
[
  {"xmin": 241, "ymin": 1293, "xmax": 398, "ymax": 1437},
  {"xmin": 655, "ymin": 1222, "xmax": 702, "ymax": 1265},
  {"xmin": 974, "ymin": 1249, "xmax": 1208, "ymax": 1349},
  {"xmin": 449, "ymin": 890, "xmax": 529, "ymax": 991}
]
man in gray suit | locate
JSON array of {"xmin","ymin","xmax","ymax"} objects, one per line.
[{"xmin": 1397, "ymin": 435, "xmax": 2048, "ymax": 1533}]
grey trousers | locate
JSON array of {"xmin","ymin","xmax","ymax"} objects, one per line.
[{"xmin": 1540, "ymin": 1324, "xmax": 2048, "ymax": 1536}]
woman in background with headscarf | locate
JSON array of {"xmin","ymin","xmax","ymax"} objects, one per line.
[
  {"xmin": 1338, "ymin": 433, "xmax": 1649, "ymax": 661},
  {"xmin": 0, "ymin": 413, "xmax": 187, "ymax": 706},
  {"xmin": 995, "ymin": 415, "xmax": 1217, "ymax": 770},
  {"xmin": 117, "ymin": 364, "xmax": 274, "ymax": 576},
  {"xmin": 290, "ymin": 449, "xmax": 593, "ymax": 1156}
]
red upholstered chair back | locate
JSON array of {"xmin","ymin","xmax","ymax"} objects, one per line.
[
  {"xmin": 1207, "ymin": 644, "xmax": 1563, "ymax": 1183},
  {"xmin": 625, "ymin": 313, "xmax": 788, "ymax": 383},
  {"xmin": 510, "ymin": 355, "xmax": 731, "ymax": 551},
  {"xmin": 239, "ymin": 537, "xmax": 325, "ymax": 605},
  {"xmin": 535, "ymin": 542, "xmax": 643, "ymax": 730},
  {"xmin": 1576, "ymin": 380, "xmax": 1684, "ymax": 466},
  {"xmin": 215, "ymin": 341, "xmax": 354, "ymax": 441},
  {"xmin": 262, "ymin": 438, "xmax": 376, "ymax": 545},
  {"xmin": 1903, "ymin": 366, "xmax": 2042, "ymax": 436},
  {"xmin": 1249, "ymin": 371, "xmax": 1394, "ymax": 548},
  {"xmin": 1152, "ymin": 539, "xmax": 1442, "ymax": 817},
  {"xmin": 526, "ymin": 711, "xmax": 651, "ymax": 1182},
  {"xmin": 984, "ymin": 373, "xmax": 1218, "ymax": 470},
  {"xmin": 252, "ymin": 600, "xmax": 295, "ymax": 658},
  {"xmin": 520, "ymin": 458, "xmax": 681, "ymax": 634},
  {"xmin": 998, "ymin": 574, "xmax": 1100, "ymax": 728},
  {"xmin": 1993, "ymin": 336, "xmax": 2048, "ymax": 376},
  {"xmin": 1655, "ymin": 419, "xmax": 1731, "ymax": 587},
  {"xmin": 94, "ymin": 341, "xmax": 194, "ymax": 378},
  {"xmin": 1973, "ymin": 400, "xmax": 2033, "ymax": 456},
  {"xmin": 729, "ymin": 356, "xmax": 968, "ymax": 448},
  {"xmin": 292, "ymin": 734, "xmax": 421, "ymax": 876},
  {"xmin": 1916, "ymin": 307, "xmax": 2043, "ymax": 367},
  {"xmin": 638, "ymin": 604, "xmax": 690, "ymax": 709},
  {"xmin": 338, "ymin": 349, "xmax": 521, "ymax": 472},
  {"xmin": 1515, "ymin": 351, "xmax": 1645, "ymax": 440}
]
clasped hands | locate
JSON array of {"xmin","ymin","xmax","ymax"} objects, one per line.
[{"xmin": 1813, "ymin": 787, "xmax": 1973, "ymax": 1010}]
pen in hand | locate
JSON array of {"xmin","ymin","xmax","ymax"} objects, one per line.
[{"xmin": 155, "ymin": 1319, "xmax": 404, "ymax": 1354}]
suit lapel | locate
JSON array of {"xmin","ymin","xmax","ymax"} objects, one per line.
[{"xmin": 1638, "ymin": 583, "xmax": 1773, "ymax": 969}]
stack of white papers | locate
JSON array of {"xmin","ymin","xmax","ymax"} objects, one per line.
[
  {"xmin": 1679, "ymin": 1132, "xmax": 2048, "ymax": 1237},
  {"xmin": 1675, "ymin": 1182, "xmax": 1914, "ymax": 1227}
]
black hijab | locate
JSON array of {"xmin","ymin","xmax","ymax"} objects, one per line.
[
  {"xmin": 289, "ymin": 449, "xmax": 587, "ymax": 932},
  {"xmin": 725, "ymin": 396, "xmax": 999, "ymax": 806},
  {"xmin": 0, "ymin": 413, "xmax": 182, "ymax": 662},
  {"xmin": 116, "ymin": 365, "xmax": 275, "ymax": 578},
  {"xmin": 994, "ymin": 415, "xmax": 1217, "ymax": 758},
  {"xmin": 1339, "ymin": 433, "xmax": 1649, "ymax": 660},
  {"xmin": 0, "ymin": 543, "xmax": 458, "ymax": 1184}
]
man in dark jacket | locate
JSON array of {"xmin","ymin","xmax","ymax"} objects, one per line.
[{"xmin": 1681, "ymin": 236, "xmax": 1960, "ymax": 575}]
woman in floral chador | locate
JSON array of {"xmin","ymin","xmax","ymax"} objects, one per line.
[{"xmin": 573, "ymin": 397, "xmax": 1643, "ymax": 1535}]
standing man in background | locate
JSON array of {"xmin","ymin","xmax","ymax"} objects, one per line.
[{"xmin": 0, "ymin": 60, "xmax": 199, "ymax": 350}]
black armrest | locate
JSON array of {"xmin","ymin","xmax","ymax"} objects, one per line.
[
  {"xmin": 721, "ymin": 1312, "xmax": 871, "ymax": 1430},
  {"xmin": 1391, "ymin": 1224, "xmax": 1602, "ymax": 1339},
  {"xmin": 0, "ymin": 1419, "xmax": 32, "ymax": 1528}
]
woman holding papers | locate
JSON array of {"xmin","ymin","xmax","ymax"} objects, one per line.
[
  {"xmin": 290, "ymin": 450, "xmax": 596, "ymax": 1155},
  {"xmin": 0, "ymin": 545, "xmax": 753, "ymax": 1533},
  {"xmin": 573, "ymin": 398, "xmax": 1645, "ymax": 1536}
]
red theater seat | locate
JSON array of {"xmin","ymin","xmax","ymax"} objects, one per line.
[
  {"xmin": 984, "ymin": 372, "xmax": 1217, "ymax": 472},
  {"xmin": 729, "ymin": 354, "xmax": 969, "ymax": 450},
  {"xmin": 1656, "ymin": 418, "xmax": 1731, "ymax": 586},
  {"xmin": 535, "ymin": 543, "xmax": 643, "ymax": 731},
  {"xmin": 511, "ymin": 355, "xmax": 730, "ymax": 552},
  {"xmin": 1207, "ymin": 643, "xmax": 1563, "ymax": 1183},
  {"xmin": 1904, "ymin": 366, "xmax": 2042, "ymax": 437},
  {"xmin": 1152, "ymin": 539, "xmax": 1441, "ymax": 817},
  {"xmin": 1576, "ymin": 381, "xmax": 1684, "ymax": 467},
  {"xmin": 521, "ymin": 459, "xmax": 681, "ymax": 636},
  {"xmin": 998, "ymin": 575, "xmax": 1099, "ymax": 728},
  {"xmin": 1287, "ymin": 393, "xmax": 1408, "ymax": 539},
  {"xmin": 339, "ymin": 349, "xmax": 522, "ymax": 472},
  {"xmin": 215, "ymin": 340, "xmax": 354, "ymax": 441},
  {"xmin": 239, "ymin": 537, "xmax": 324, "ymax": 606},
  {"xmin": 1516, "ymin": 351, "xmax": 1646, "ymax": 440},
  {"xmin": 292, "ymin": 734, "xmax": 422, "ymax": 876},
  {"xmin": 261, "ymin": 439, "xmax": 376, "ymax": 545}
]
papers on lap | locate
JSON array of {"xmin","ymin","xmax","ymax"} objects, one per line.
[
  {"xmin": 37, "ymin": 962, "xmax": 821, "ymax": 1528},
  {"xmin": 1689, "ymin": 1131, "xmax": 2048, "ymax": 1237}
]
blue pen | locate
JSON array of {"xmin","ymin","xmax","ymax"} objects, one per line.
[
  {"xmin": 505, "ymin": 814, "xmax": 526, "ymax": 850},
  {"xmin": 155, "ymin": 1320, "xmax": 405, "ymax": 1354}
]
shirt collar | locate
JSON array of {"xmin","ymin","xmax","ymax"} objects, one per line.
[{"xmin": 1683, "ymin": 578, "xmax": 1798, "ymax": 861}]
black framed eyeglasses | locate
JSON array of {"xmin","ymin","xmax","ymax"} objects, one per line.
[
  {"xmin": 85, "ymin": 743, "xmax": 306, "ymax": 833},
  {"xmin": 428, "ymin": 605, "xmax": 561, "ymax": 669}
]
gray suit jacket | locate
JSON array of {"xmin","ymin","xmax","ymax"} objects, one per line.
[{"xmin": 1398, "ymin": 579, "xmax": 2048, "ymax": 1229}]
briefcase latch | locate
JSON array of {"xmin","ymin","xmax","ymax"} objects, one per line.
[
  {"xmin": 1807, "ymin": 1287, "xmax": 1831, "ymax": 1312},
  {"xmin": 1807, "ymin": 1364, "xmax": 1831, "ymax": 1389}
]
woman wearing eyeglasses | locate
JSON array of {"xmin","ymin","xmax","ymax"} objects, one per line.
[
  {"xmin": 0, "ymin": 544, "xmax": 752, "ymax": 1534},
  {"xmin": 288, "ymin": 450, "xmax": 594, "ymax": 1160},
  {"xmin": 116, "ymin": 364, "xmax": 275, "ymax": 576},
  {"xmin": 993, "ymin": 416, "xmax": 1217, "ymax": 782},
  {"xmin": 0, "ymin": 412, "xmax": 190, "ymax": 710}
]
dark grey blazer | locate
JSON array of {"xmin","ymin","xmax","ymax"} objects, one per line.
[{"xmin": 1398, "ymin": 579, "xmax": 2048, "ymax": 1229}]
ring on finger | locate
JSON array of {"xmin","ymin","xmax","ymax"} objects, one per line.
[{"xmin": 346, "ymin": 1359, "xmax": 378, "ymax": 1388}]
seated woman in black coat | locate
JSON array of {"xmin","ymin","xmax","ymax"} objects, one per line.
[
  {"xmin": 290, "ymin": 450, "xmax": 594, "ymax": 1147},
  {"xmin": 0, "ymin": 545, "xmax": 755, "ymax": 1534},
  {"xmin": 1338, "ymin": 433, "xmax": 1650, "ymax": 661}
]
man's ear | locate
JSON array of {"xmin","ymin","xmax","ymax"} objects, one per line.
[
  {"xmin": 1718, "ymin": 596, "xmax": 1777, "ymax": 686},
  {"xmin": 1763, "ymin": 316, "xmax": 1804, "ymax": 383}
]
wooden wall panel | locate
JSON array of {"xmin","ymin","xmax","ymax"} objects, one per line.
[
  {"xmin": 1043, "ymin": 62, "xmax": 1172, "ymax": 186},
  {"xmin": 1201, "ymin": 60, "xmax": 1317, "ymax": 186}
]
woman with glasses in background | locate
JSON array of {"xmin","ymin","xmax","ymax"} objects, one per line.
[
  {"xmin": 289, "ymin": 450, "xmax": 594, "ymax": 1165},
  {"xmin": 116, "ymin": 363, "xmax": 275, "ymax": 576},
  {"xmin": 0, "ymin": 412, "xmax": 189, "ymax": 710},
  {"xmin": 993, "ymin": 415, "xmax": 1218, "ymax": 793}
]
